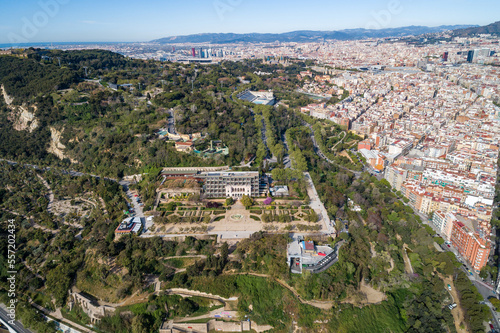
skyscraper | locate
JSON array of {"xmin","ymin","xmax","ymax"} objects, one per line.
[
  {"xmin": 191, "ymin": 48, "xmax": 196, "ymax": 57},
  {"xmin": 467, "ymin": 50, "xmax": 476, "ymax": 63}
]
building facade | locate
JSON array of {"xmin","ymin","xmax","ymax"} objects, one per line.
[
  {"xmin": 450, "ymin": 220, "xmax": 490, "ymax": 271},
  {"xmin": 201, "ymin": 171, "xmax": 260, "ymax": 198}
]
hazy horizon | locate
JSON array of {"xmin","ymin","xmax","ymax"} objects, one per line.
[{"xmin": 0, "ymin": 0, "xmax": 498, "ymax": 44}]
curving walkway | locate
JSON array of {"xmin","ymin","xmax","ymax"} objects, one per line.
[
  {"xmin": 164, "ymin": 288, "xmax": 238, "ymax": 303},
  {"xmin": 30, "ymin": 302, "xmax": 94, "ymax": 333},
  {"xmin": 330, "ymin": 131, "xmax": 347, "ymax": 151}
]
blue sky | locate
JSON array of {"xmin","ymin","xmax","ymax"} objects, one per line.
[{"xmin": 0, "ymin": 0, "xmax": 498, "ymax": 43}]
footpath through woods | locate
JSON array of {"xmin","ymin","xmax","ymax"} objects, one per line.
[{"xmin": 228, "ymin": 272, "xmax": 334, "ymax": 310}]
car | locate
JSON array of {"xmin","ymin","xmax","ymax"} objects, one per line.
[
  {"xmin": 447, "ymin": 244, "xmax": 451, "ymax": 248},
  {"xmin": 447, "ymin": 284, "xmax": 452, "ymax": 291}
]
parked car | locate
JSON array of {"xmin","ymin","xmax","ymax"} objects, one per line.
[{"xmin": 447, "ymin": 284, "xmax": 452, "ymax": 291}]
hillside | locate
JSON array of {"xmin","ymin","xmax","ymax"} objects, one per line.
[
  {"xmin": 153, "ymin": 25, "xmax": 476, "ymax": 44},
  {"xmin": 452, "ymin": 21, "xmax": 500, "ymax": 36}
]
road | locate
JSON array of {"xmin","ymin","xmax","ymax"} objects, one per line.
[
  {"xmin": 119, "ymin": 180, "xmax": 149, "ymax": 234},
  {"xmin": 281, "ymin": 131, "xmax": 292, "ymax": 169},
  {"xmin": 407, "ymin": 205, "xmax": 500, "ymax": 331},
  {"xmin": 0, "ymin": 305, "xmax": 34, "ymax": 333},
  {"xmin": 167, "ymin": 108, "xmax": 176, "ymax": 134},
  {"xmin": 254, "ymin": 107, "xmax": 277, "ymax": 165},
  {"xmin": 0, "ymin": 159, "xmax": 118, "ymax": 183},
  {"xmin": 303, "ymin": 172, "xmax": 335, "ymax": 235},
  {"xmin": 120, "ymin": 181, "xmax": 143, "ymax": 217}
]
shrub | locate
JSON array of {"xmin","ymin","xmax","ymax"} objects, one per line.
[
  {"xmin": 206, "ymin": 201, "xmax": 221, "ymax": 209},
  {"xmin": 263, "ymin": 197, "xmax": 273, "ymax": 205}
]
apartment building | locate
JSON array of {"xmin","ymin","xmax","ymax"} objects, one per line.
[{"xmin": 450, "ymin": 219, "xmax": 491, "ymax": 271}]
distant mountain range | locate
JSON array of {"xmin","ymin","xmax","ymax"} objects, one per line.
[
  {"xmin": 452, "ymin": 21, "xmax": 500, "ymax": 37},
  {"xmin": 152, "ymin": 25, "xmax": 477, "ymax": 44}
]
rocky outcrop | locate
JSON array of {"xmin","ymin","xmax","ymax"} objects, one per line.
[
  {"xmin": 2, "ymin": 84, "xmax": 39, "ymax": 132},
  {"xmin": 13, "ymin": 105, "xmax": 38, "ymax": 132},
  {"xmin": 1, "ymin": 85, "xmax": 14, "ymax": 105},
  {"xmin": 47, "ymin": 127, "xmax": 78, "ymax": 163}
]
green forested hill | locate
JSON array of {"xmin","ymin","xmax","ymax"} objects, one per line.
[{"xmin": 0, "ymin": 56, "xmax": 78, "ymax": 104}]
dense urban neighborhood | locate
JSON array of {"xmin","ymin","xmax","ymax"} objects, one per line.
[{"xmin": 0, "ymin": 18, "xmax": 500, "ymax": 333}]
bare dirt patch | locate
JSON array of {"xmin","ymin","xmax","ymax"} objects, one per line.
[
  {"xmin": 339, "ymin": 151, "xmax": 354, "ymax": 163},
  {"xmin": 359, "ymin": 281, "xmax": 387, "ymax": 304},
  {"xmin": 48, "ymin": 127, "xmax": 78, "ymax": 163},
  {"xmin": 2, "ymin": 84, "xmax": 39, "ymax": 132},
  {"xmin": 441, "ymin": 275, "xmax": 468, "ymax": 333},
  {"xmin": 1, "ymin": 85, "xmax": 14, "ymax": 105},
  {"xmin": 51, "ymin": 197, "xmax": 94, "ymax": 222},
  {"xmin": 341, "ymin": 281, "xmax": 387, "ymax": 306}
]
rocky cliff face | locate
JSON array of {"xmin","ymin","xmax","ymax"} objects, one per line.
[
  {"xmin": 2, "ymin": 84, "xmax": 39, "ymax": 132},
  {"xmin": 47, "ymin": 127, "xmax": 78, "ymax": 163},
  {"xmin": 2, "ymin": 84, "xmax": 78, "ymax": 163}
]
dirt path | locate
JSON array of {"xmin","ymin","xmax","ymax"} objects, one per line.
[
  {"xmin": 331, "ymin": 131, "xmax": 347, "ymax": 151},
  {"xmin": 402, "ymin": 244, "xmax": 414, "ymax": 275},
  {"xmin": 97, "ymin": 288, "xmax": 149, "ymax": 308},
  {"xmin": 175, "ymin": 309, "xmax": 237, "ymax": 322},
  {"xmin": 164, "ymin": 288, "xmax": 238, "ymax": 303},
  {"xmin": 31, "ymin": 302, "xmax": 94, "ymax": 333},
  {"xmin": 162, "ymin": 255, "xmax": 207, "ymax": 260},
  {"xmin": 357, "ymin": 212, "xmax": 367, "ymax": 226},
  {"xmin": 442, "ymin": 275, "xmax": 468, "ymax": 333},
  {"xmin": 31, "ymin": 223, "xmax": 58, "ymax": 234},
  {"xmin": 37, "ymin": 174, "xmax": 54, "ymax": 213},
  {"xmin": 230, "ymin": 272, "xmax": 334, "ymax": 309}
]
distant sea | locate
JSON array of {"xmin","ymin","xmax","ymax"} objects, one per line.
[{"xmin": 0, "ymin": 42, "xmax": 130, "ymax": 49}]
